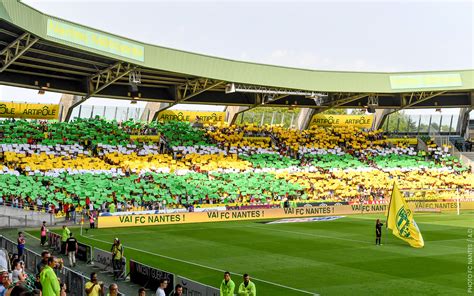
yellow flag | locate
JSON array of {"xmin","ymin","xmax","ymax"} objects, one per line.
[{"xmin": 386, "ymin": 182, "xmax": 424, "ymax": 248}]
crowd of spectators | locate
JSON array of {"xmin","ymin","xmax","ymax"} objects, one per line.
[{"xmin": 0, "ymin": 119, "xmax": 472, "ymax": 218}]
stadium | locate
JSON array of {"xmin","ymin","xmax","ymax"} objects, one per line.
[{"xmin": 0, "ymin": 0, "xmax": 473, "ymax": 295}]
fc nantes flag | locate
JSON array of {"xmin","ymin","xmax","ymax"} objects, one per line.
[{"xmin": 386, "ymin": 182, "xmax": 424, "ymax": 248}]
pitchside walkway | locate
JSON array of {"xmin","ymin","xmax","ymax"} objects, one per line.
[{"xmin": 2, "ymin": 227, "xmax": 145, "ymax": 296}]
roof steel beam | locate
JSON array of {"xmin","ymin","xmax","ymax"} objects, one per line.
[
  {"xmin": 0, "ymin": 32, "xmax": 39, "ymax": 73},
  {"xmin": 387, "ymin": 91, "xmax": 447, "ymax": 115},
  {"xmin": 178, "ymin": 78, "xmax": 225, "ymax": 102},
  {"xmin": 314, "ymin": 93, "xmax": 371, "ymax": 114},
  {"xmin": 64, "ymin": 62, "xmax": 136, "ymax": 121}
]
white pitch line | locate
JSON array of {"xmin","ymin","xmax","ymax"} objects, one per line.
[{"xmin": 84, "ymin": 235, "xmax": 318, "ymax": 295}]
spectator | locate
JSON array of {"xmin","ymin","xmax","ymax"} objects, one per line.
[
  {"xmin": 17, "ymin": 232, "xmax": 25, "ymax": 260},
  {"xmin": 11, "ymin": 260, "xmax": 25, "ymax": 283},
  {"xmin": 89, "ymin": 213, "xmax": 95, "ymax": 229},
  {"xmin": 40, "ymin": 221, "xmax": 48, "ymax": 247},
  {"xmin": 111, "ymin": 239, "xmax": 123, "ymax": 280},
  {"xmin": 169, "ymin": 284, "xmax": 183, "ymax": 296},
  {"xmin": 70, "ymin": 204, "xmax": 76, "ymax": 224},
  {"xmin": 107, "ymin": 283, "xmax": 119, "ymax": 296},
  {"xmin": 138, "ymin": 287, "xmax": 146, "ymax": 296},
  {"xmin": 60, "ymin": 282, "xmax": 67, "ymax": 296},
  {"xmin": 0, "ymin": 270, "xmax": 11, "ymax": 296},
  {"xmin": 61, "ymin": 226, "xmax": 70, "ymax": 255},
  {"xmin": 40, "ymin": 256, "xmax": 60, "ymax": 296},
  {"xmin": 7, "ymin": 284, "xmax": 32, "ymax": 296},
  {"xmin": 36, "ymin": 251, "xmax": 50, "ymax": 275},
  {"xmin": 65, "ymin": 233, "xmax": 78, "ymax": 267},
  {"xmin": 85, "ymin": 272, "xmax": 104, "ymax": 296},
  {"xmin": 220, "ymin": 271, "xmax": 235, "ymax": 296},
  {"xmin": 237, "ymin": 274, "xmax": 256, "ymax": 296},
  {"xmin": 155, "ymin": 278, "xmax": 168, "ymax": 296}
]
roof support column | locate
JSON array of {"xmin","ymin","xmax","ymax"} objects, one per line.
[
  {"xmin": 373, "ymin": 109, "xmax": 394, "ymax": 130},
  {"xmin": 225, "ymin": 106, "xmax": 250, "ymax": 125},
  {"xmin": 140, "ymin": 102, "xmax": 171, "ymax": 122},
  {"xmin": 296, "ymin": 108, "xmax": 315, "ymax": 130},
  {"xmin": 58, "ymin": 94, "xmax": 83, "ymax": 122},
  {"xmin": 458, "ymin": 94, "xmax": 473, "ymax": 137}
]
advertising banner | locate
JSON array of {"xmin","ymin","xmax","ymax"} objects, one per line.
[
  {"xmin": 308, "ymin": 114, "xmax": 373, "ymax": 129},
  {"xmin": 98, "ymin": 201, "xmax": 474, "ymax": 228},
  {"xmin": 93, "ymin": 247, "xmax": 126, "ymax": 277},
  {"xmin": 47, "ymin": 18, "xmax": 145, "ymax": 62},
  {"xmin": 242, "ymin": 137, "xmax": 271, "ymax": 143},
  {"xmin": 129, "ymin": 260, "xmax": 174, "ymax": 295},
  {"xmin": 389, "ymin": 73, "xmax": 462, "ymax": 90},
  {"xmin": 98, "ymin": 204, "xmax": 382, "ymax": 228},
  {"xmin": 130, "ymin": 135, "xmax": 161, "ymax": 142},
  {"xmin": 175, "ymin": 276, "xmax": 220, "ymax": 296},
  {"xmin": 0, "ymin": 102, "xmax": 59, "ymax": 119},
  {"xmin": 386, "ymin": 138, "xmax": 418, "ymax": 145},
  {"xmin": 296, "ymin": 201, "xmax": 349, "ymax": 207},
  {"xmin": 93, "ymin": 247, "xmax": 113, "ymax": 271},
  {"xmin": 156, "ymin": 110, "xmax": 225, "ymax": 123},
  {"xmin": 413, "ymin": 201, "xmax": 474, "ymax": 211}
]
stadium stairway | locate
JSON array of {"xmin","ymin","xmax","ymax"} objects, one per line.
[{"xmin": 1, "ymin": 228, "xmax": 142, "ymax": 296}]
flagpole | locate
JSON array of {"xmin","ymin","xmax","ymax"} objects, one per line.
[{"xmin": 385, "ymin": 182, "xmax": 395, "ymax": 229}]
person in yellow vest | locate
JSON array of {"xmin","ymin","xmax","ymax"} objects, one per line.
[
  {"xmin": 61, "ymin": 225, "xmax": 70, "ymax": 255},
  {"xmin": 40, "ymin": 256, "xmax": 60, "ymax": 296},
  {"xmin": 111, "ymin": 238, "xmax": 123, "ymax": 280},
  {"xmin": 220, "ymin": 271, "xmax": 235, "ymax": 296},
  {"xmin": 237, "ymin": 274, "xmax": 256, "ymax": 296}
]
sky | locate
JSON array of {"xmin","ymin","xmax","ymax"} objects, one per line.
[{"xmin": 0, "ymin": 0, "xmax": 472, "ymax": 115}]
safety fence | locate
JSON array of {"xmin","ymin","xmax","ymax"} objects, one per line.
[
  {"xmin": 0, "ymin": 234, "xmax": 220, "ymax": 295},
  {"xmin": 0, "ymin": 235, "xmax": 87, "ymax": 296},
  {"xmin": 0, "ymin": 235, "xmax": 122, "ymax": 296}
]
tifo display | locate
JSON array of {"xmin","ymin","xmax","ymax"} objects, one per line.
[{"xmin": 0, "ymin": 117, "xmax": 472, "ymax": 219}]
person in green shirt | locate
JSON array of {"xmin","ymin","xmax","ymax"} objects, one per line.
[
  {"xmin": 61, "ymin": 225, "xmax": 70, "ymax": 255},
  {"xmin": 40, "ymin": 256, "xmax": 60, "ymax": 296},
  {"xmin": 220, "ymin": 271, "xmax": 235, "ymax": 296},
  {"xmin": 108, "ymin": 203, "xmax": 116, "ymax": 213},
  {"xmin": 238, "ymin": 274, "xmax": 256, "ymax": 296}
]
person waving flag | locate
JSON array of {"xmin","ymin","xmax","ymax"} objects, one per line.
[{"xmin": 386, "ymin": 182, "xmax": 424, "ymax": 248}]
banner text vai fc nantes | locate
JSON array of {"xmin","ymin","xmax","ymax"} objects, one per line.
[{"xmin": 0, "ymin": 102, "xmax": 59, "ymax": 120}]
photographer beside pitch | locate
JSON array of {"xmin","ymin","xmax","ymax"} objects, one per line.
[{"xmin": 111, "ymin": 238, "xmax": 124, "ymax": 280}]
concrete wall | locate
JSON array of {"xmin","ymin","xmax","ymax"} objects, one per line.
[{"xmin": 0, "ymin": 205, "xmax": 55, "ymax": 228}]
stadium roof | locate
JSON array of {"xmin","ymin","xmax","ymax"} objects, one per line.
[{"xmin": 0, "ymin": 0, "xmax": 473, "ymax": 119}]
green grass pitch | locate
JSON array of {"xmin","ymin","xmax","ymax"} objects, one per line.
[{"xmin": 32, "ymin": 212, "xmax": 473, "ymax": 295}]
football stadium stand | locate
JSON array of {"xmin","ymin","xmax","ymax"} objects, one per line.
[{"xmin": 0, "ymin": 119, "xmax": 472, "ymax": 218}]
